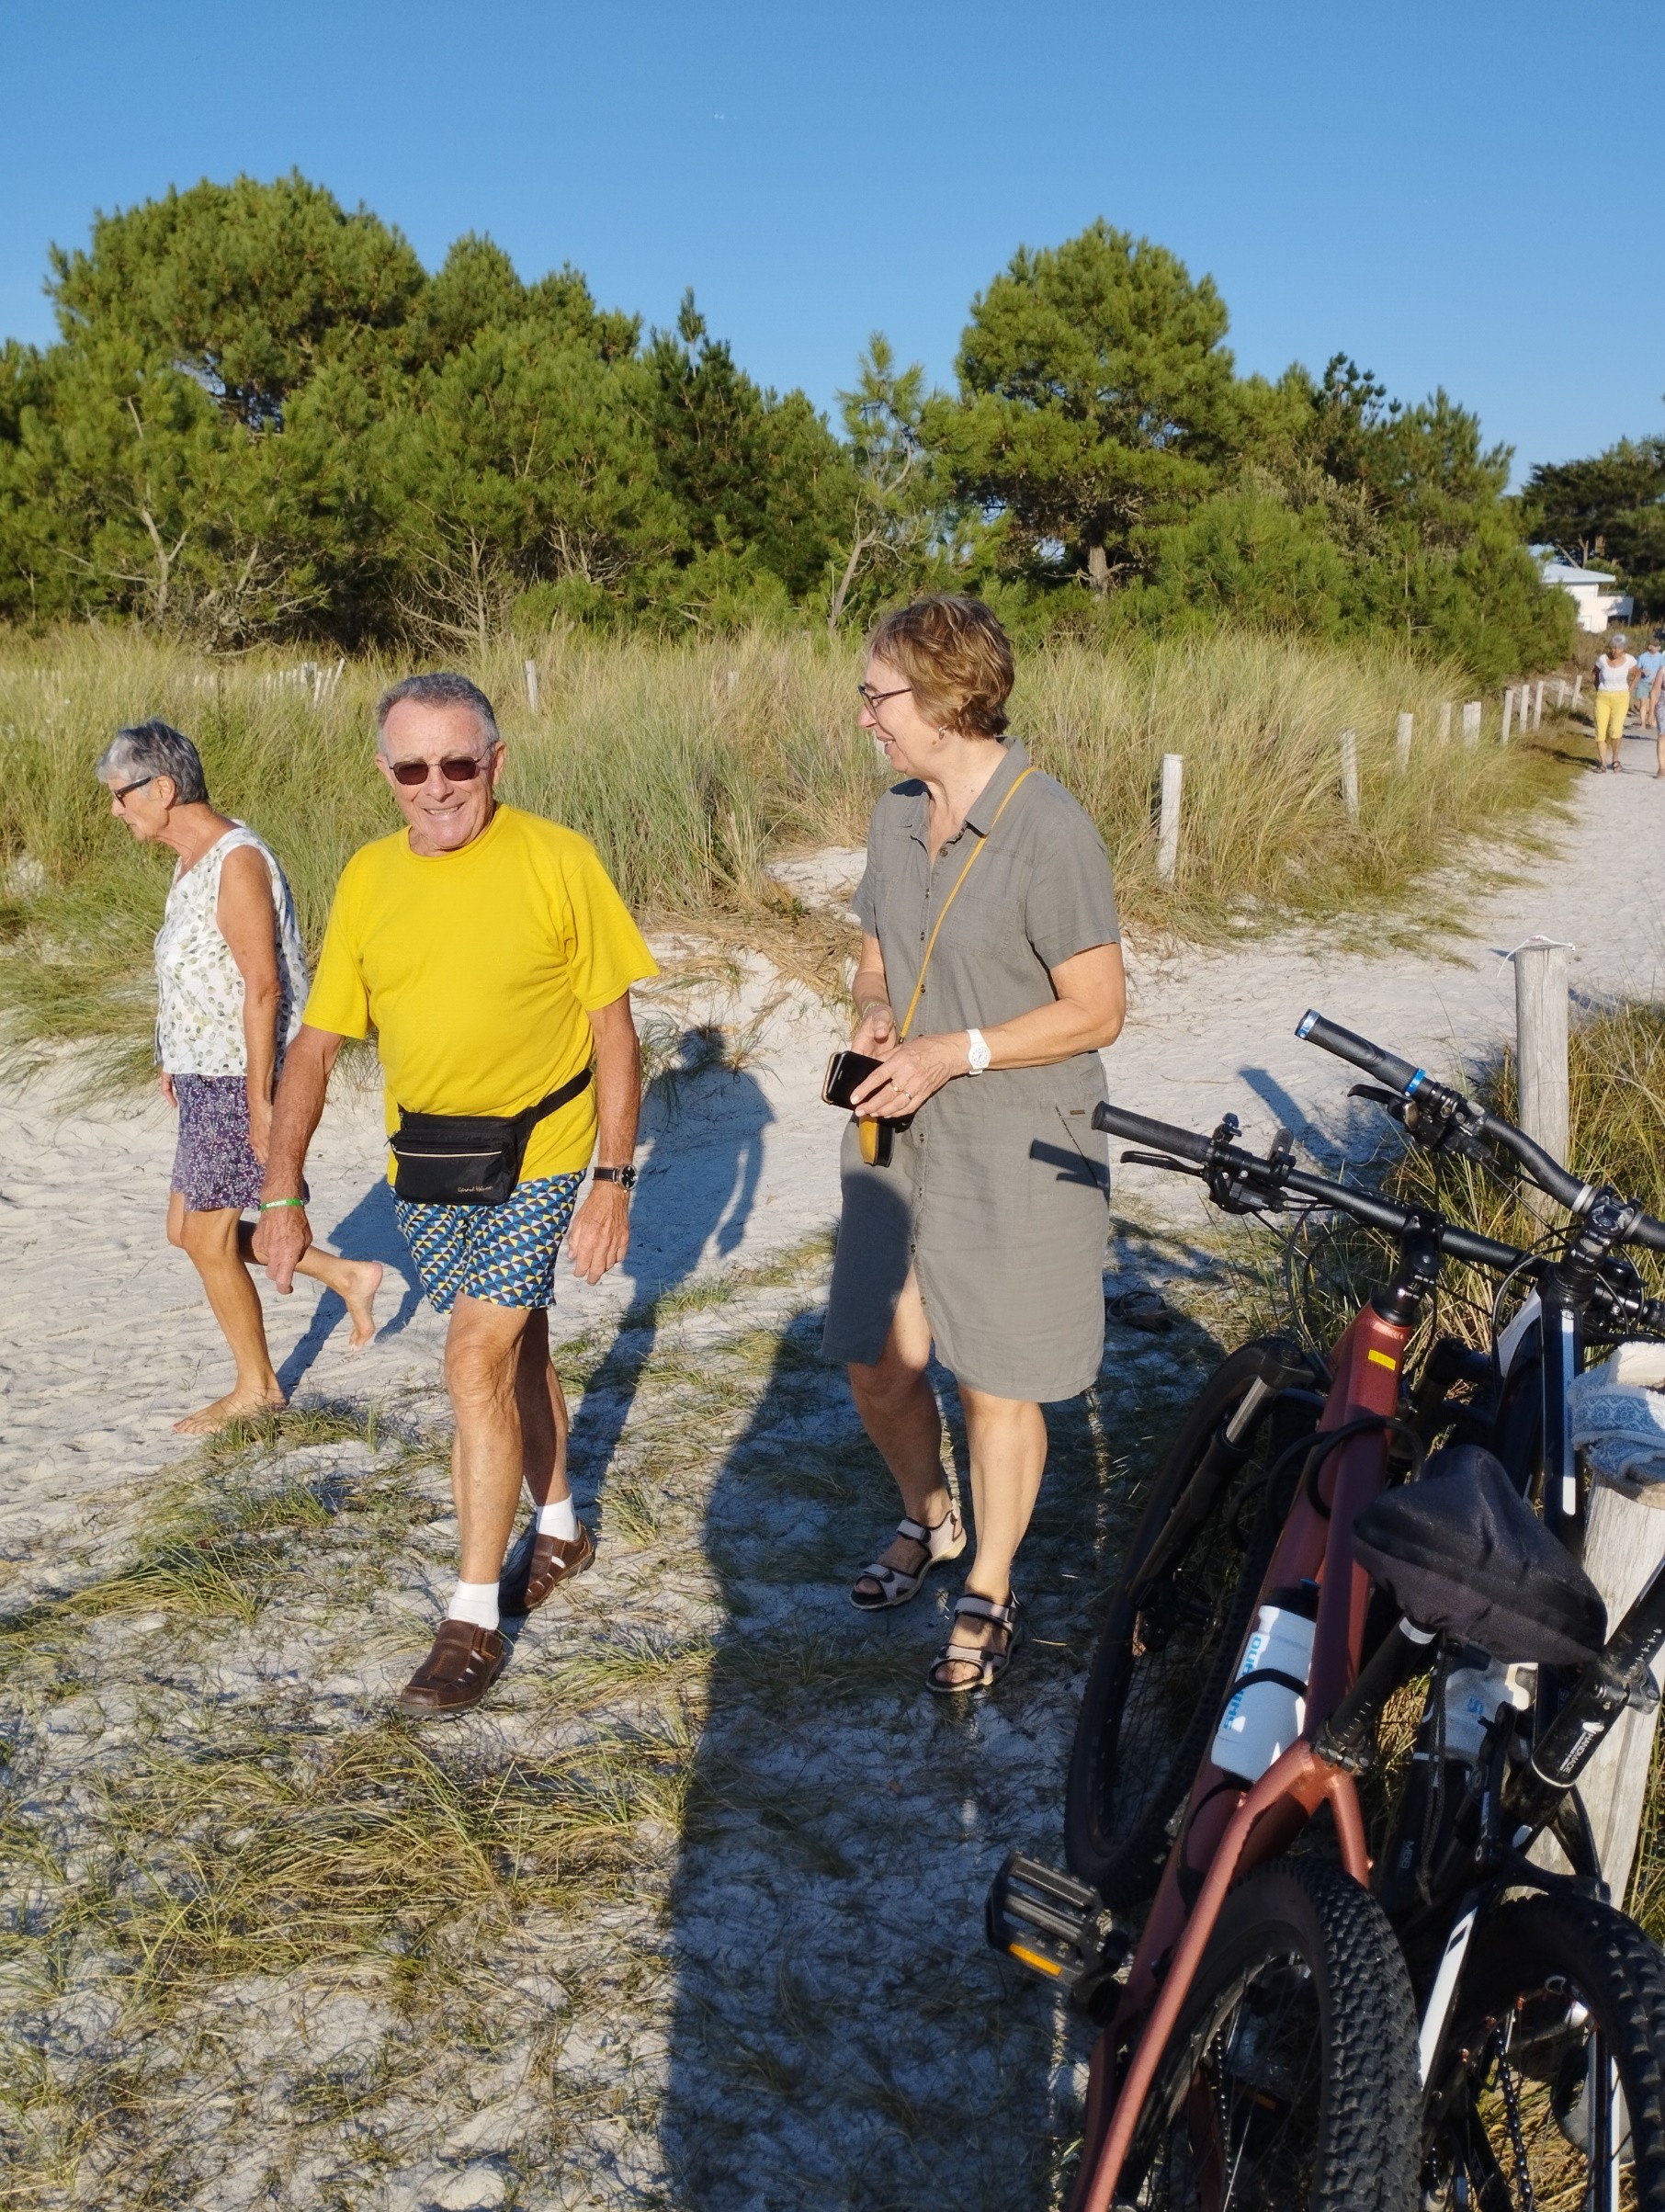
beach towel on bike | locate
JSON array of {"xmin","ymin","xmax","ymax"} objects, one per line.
[
  {"xmin": 1569, "ymin": 1344, "xmax": 1665, "ymax": 1502},
  {"xmin": 1354, "ymin": 1444, "xmax": 1605, "ymax": 1665}
]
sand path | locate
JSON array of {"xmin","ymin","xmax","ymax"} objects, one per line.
[{"xmin": 3, "ymin": 758, "xmax": 1663, "ymax": 1605}]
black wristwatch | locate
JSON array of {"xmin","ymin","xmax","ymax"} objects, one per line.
[{"xmin": 593, "ymin": 1164, "xmax": 638, "ymax": 1191}]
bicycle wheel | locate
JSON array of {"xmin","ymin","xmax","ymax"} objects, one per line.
[
  {"xmin": 1065, "ymin": 1341, "xmax": 1318, "ymax": 1903},
  {"xmin": 1422, "ymin": 1894, "xmax": 1665, "ymax": 2210},
  {"xmin": 1119, "ymin": 1855, "xmax": 1420, "ymax": 2211}
]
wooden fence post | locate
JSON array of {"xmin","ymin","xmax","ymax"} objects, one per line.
[
  {"xmin": 1340, "ymin": 728, "xmax": 1360, "ymax": 822},
  {"xmin": 1501, "ymin": 687, "xmax": 1515, "ymax": 744},
  {"xmin": 1461, "ymin": 700, "xmax": 1481, "ymax": 747},
  {"xmin": 1513, "ymin": 939, "xmax": 1569, "ymax": 1210},
  {"xmin": 1534, "ymin": 678, "xmax": 1546, "ymax": 730},
  {"xmin": 1572, "ymin": 671, "xmax": 1583, "ymax": 706},
  {"xmin": 1437, "ymin": 701, "xmax": 1453, "ymax": 745},
  {"xmin": 1395, "ymin": 710, "xmax": 1413, "ymax": 770},
  {"xmin": 1157, "ymin": 754, "xmax": 1183, "ymax": 881},
  {"xmin": 525, "ymin": 658, "xmax": 540, "ymax": 713},
  {"xmin": 1513, "ymin": 934, "xmax": 1665, "ymax": 1900}
]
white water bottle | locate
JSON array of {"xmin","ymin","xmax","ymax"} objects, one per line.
[
  {"xmin": 1211, "ymin": 1585, "xmax": 1319, "ymax": 1785},
  {"xmin": 1440, "ymin": 1657, "xmax": 1534, "ymax": 1764}
]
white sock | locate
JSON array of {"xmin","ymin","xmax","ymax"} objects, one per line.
[
  {"xmin": 446, "ymin": 1580, "xmax": 500, "ymax": 1632},
  {"xmin": 537, "ymin": 1494, "xmax": 579, "ymax": 1541}
]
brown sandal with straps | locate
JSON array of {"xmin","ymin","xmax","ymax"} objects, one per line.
[{"xmin": 927, "ymin": 1592, "xmax": 1024, "ymax": 1696}]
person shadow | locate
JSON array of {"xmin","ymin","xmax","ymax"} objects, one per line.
[
  {"xmin": 563, "ymin": 1028, "xmax": 773, "ymax": 1537},
  {"xmin": 658, "ymin": 1167, "xmax": 1229, "ymax": 2206}
]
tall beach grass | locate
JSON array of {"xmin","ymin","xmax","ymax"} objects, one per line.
[{"xmin": 0, "ymin": 623, "xmax": 1569, "ymax": 1080}]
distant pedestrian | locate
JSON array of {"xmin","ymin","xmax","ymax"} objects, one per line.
[
  {"xmin": 1647, "ymin": 646, "xmax": 1665, "ymax": 779},
  {"xmin": 1634, "ymin": 635, "xmax": 1665, "ymax": 735},
  {"xmin": 826, "ymin": 596, "xmax": 1127, "ymax": 1696},
  {"xmin": 97, "ymin": 720, "xmax": 381, "ymax": 1435},
  {"xmin": 255, "ymin": 673, "xmax": 656, "ymax": 1719},
  {"xmin": 1593, "ymin": 634, "xmax": 1639, "ymax": 770}
]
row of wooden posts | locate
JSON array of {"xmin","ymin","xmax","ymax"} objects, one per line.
[{"xmin": 1154, "ymin": 675, "xmax": 1580, "ymax": 881}]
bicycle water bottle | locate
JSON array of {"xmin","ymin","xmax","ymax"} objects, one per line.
[
  {"xmin": 1441, "ymin": 1655, "xmax": 1534, "ymax": 1762},
  {"xmin": 1211, "ymin": 1583, "xmax": 1319, "ymax": 1785}
]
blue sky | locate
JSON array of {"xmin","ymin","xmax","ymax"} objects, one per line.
[{"xmin": 4, "ymin": 0, "xmax": 1658, "ymax": 483}]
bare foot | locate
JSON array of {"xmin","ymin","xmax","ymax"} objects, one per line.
[
  {"xmin": 341, "ymin": 1260, "xmax": 384, "ymax": 1349},
  {"xmin": 173, "ymin": 1386, "xmax": 286, "ymax": 1436}
]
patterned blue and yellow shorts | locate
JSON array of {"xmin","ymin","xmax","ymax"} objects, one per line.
[{"xmin": 394, "ymin": 1173, "xmax": 584, "ymax": 1315}]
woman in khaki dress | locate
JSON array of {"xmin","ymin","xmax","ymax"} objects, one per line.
[{"xmin": 822, "ymin": 596, "xmax": 1126, "ymax": 1695}]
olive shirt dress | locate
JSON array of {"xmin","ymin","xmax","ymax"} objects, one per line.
[{"xmin": 821, "ymin": 738, "xmax": 1120, "ymax": 1403}]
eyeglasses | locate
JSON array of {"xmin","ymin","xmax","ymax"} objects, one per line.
[
  {"xmin": 386, "ymin": 754, "xmax": 491, "ymax": 788},
  {"xmin": 857, "ymin": 683, "xmax": 911, "ymax": 711},
  {"xmin": 113, "ymin": 776, "xmax": 154, "ymax": 803}
]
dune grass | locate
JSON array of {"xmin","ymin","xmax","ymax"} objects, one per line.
[{"xmin": 0, "ymin": 624, "xmax": 1569, "ymax": 1082}]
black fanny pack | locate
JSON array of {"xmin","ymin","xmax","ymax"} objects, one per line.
[{"xmin": 390, "ymin": 1066, "xmax": 594, "ymax": 1207}]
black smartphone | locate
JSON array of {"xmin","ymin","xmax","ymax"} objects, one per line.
[{"xmin": 822, "ymin": 1050, "xmax": 883, "ymax": 1111}]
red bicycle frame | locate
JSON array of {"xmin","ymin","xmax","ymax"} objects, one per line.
[{"xmin": 1070, "ymin": 1296, "xmax": 1412, "ymax": 2212}]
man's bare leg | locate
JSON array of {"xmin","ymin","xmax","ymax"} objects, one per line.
[
  {"xmin": 233, "ymin": 1220, "xmax": 382, "ymax": 1346},
  {"xmin": 444, "ymin": 1294, "xmax": 538, "ymax": 1582},
  {"xmin": 171, "ymin": 1197, "xmax": 286, "ymax": 1433},
  {"xmin": 513, "ymin": 1308, "xmax": 572, "ymax": 1511}
]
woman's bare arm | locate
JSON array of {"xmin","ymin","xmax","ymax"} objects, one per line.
[
  {"xmin": 851, "ymin": 941, "xmax": 1126, "ymax": 1117},
  {"xmin": 217, "ymin": 845, "xmax": 281, "ymax": 1160},
  {"xmin": 850, "ymin": 934, "xmax": 897, "ymax": 1056}
]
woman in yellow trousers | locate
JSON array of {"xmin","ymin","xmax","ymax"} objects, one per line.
[{"xmin": 1593, "ymin": 633, "xmax": 1638, "ymax": 770}]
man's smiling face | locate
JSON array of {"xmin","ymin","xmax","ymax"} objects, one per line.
[{"xmin": 377, "ymin": 698, "xmax": 504, "ymax": 856}]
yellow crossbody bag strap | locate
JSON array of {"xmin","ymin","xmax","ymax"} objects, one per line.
[{"xmin": 896, "ymin": 766, "xmax": 1035, "ymax": 1041}]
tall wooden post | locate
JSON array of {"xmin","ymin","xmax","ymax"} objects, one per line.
[
  {"xmin": 1534, "ymin": 678, "xmax": 1546, "ymax": 730},
  {"xmin": 1437, "ymin": 701, "xmax": 1453, "ymax": 745},
  {"xmin": 525, "ymin": 658, "xmax": 540, "ymax": 712},
  {"xmin": 1340, "ymin": 729, "xmax": 1360, "ymax": 822},
  {"xmin": 1156, "ymin": 754, "xmax": 1183, "ymax": 881},
  {"xmin": 1395, "ymin": 710, "xmax": 1413, "ymax": 770},
  {"xmin": 1461, "ymin": 700, "xmax": 1481, "ymax": 747},
  {"xmin": 1573, "ymin": 671, "xmax": 1583, "ymax": 706},
  {"xmin": 1501, "ymin": 688, "xmax": 1515, "ymax": 744}
]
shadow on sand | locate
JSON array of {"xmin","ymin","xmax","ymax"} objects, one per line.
[{"xmin": 657, "ymin": 1180, "xmax": 1229, "ymax": 2207}]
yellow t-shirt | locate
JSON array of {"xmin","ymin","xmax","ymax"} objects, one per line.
[{"xmin": 303, "ymin": 805, "xmax": 657, "ymax": 1182}]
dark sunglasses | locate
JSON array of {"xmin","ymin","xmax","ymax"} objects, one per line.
[
  {"xmin": 113, "ymin": 775, "xmax": 154, "ymax": 802},
  {"xmin": 857, "ymin": 682, "xmax": 911, "ymax": 711},
  {"xmin": 387, "ymin": 753, "xmax": 491, "ymax": 788}
]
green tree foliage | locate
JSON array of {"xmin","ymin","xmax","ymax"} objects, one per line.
[
  {"xmin": 1522, "ymin": 437, "xmax": 1665, "ymax": 618},
  {"xmin": 0, "ymin": 182, "xmax": 1570, "ymax": 675},
  {"xmin": 944, "ymin": 220, "xmax": 1238, "ymax": 592}
]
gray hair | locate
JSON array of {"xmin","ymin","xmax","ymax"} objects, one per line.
[
  {"xmin": 375, "ymin": 672, "xmax": 501, "ymax": 755},
  {"xmin": 95, "ymin": 719, "xmax": 209, "ymax": 805}
]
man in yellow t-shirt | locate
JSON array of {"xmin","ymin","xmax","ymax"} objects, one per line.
[{"xmin": 255, "ymin": 672, "xmax": 657, "ymax": 1717}]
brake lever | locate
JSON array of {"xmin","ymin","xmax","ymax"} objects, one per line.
[{"xmin": 1119, "ymin": 1149, "xmax": 1206, "ymax": 1178}]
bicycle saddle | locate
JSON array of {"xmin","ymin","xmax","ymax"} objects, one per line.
[{"xmin": 1353, "ymin": 1444, "xmax": 1606, "ymax": 1666}]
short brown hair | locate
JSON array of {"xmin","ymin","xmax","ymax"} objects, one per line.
[{"xmin": 866, "ymin": 596, "xmax": 1014, "ymax": 739}]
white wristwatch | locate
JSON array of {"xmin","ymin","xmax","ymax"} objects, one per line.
[{"xmin": 966, "ymin": 1027, "xmax": 992, "ymax": 1075}]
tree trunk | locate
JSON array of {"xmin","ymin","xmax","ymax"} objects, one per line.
[{"xmin": 1086, "ymin": 541, "xmax": 1110, "ymax": 596}]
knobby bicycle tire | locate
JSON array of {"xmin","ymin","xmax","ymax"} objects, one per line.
[
  {"xmin": 1064, "ymin": 1342, "xmax": 1318, "ymax": 1904},
  {"xmin": 1118, "ymin": 1855, "xmax": 1421, "ymax": 2212},
  {"xmin": 1423, "ymin": 1892, "xmax": 1665, "ymax": 2210}
]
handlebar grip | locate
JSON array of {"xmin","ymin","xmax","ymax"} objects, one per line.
[
  {"xmin": 1296, "ymin": 1010, "xmax": 1424, "ymax": 1096},
  {"xmin": 1627, "ymin": 1212, "xmax": 1665, "ymax": 1254},
  {"xmin": 1092, "ymin": 1102, "xmax": 1214, "ymax": 1166}
]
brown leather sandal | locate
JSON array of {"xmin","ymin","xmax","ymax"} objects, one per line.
[
  {"xmin": 395, "ymin": 1620, "xmax": 507, "ymax": 1717},
  {"xmin": 498, "ymin": 1517, "xmax": 595, "ymax": 1616}
]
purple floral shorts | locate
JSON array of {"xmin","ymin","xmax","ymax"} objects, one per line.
[{"xmin": 170, "ymin": 1073, "xmax": 266, "ymax": 1214}]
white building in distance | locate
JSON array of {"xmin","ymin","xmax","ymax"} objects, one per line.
[{"xmin": 1532, "ymin": 546, "xmax": 1635, "ymax": 632}]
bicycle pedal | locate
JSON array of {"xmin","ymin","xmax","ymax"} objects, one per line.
[{"xmin": 985, "ymin": 1852, "xmax": 1129, "ymax": 1999}]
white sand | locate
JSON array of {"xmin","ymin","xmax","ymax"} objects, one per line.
[{"xmin": 4, "ymin": 767, "xmax": 1663, "ymax": 1605}]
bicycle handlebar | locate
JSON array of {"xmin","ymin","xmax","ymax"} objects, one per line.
[
  {"xmin": 1093, "ymin": 1100, "xmax": 1527, "ymax": 1275},
  {"xmin": 1294, "ymin": 1011, "xmax": 1424, "ymax": 1097},
  {"xmin": 1297, "ymin": 1008, "xmax": 1665, "ymax": 1253}
]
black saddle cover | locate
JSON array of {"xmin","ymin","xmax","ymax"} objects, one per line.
[{"xmin": 1353, "ymin": 1444, "xmax": 1605, "ymax": 1665}]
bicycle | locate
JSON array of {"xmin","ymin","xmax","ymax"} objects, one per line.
[{"xmin": 986, "ymin": 1012, "xmax": 1665, "ymax": 2210}]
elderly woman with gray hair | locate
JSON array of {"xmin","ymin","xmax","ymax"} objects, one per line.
[{"xmin": 97, "ymin": 720, "xmax": 380, "ymax": 1432}]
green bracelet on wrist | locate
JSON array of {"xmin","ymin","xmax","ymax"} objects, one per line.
[{"xmin": 259, "ymin": 1197, "xmax": 307, "ymax": 1212}]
